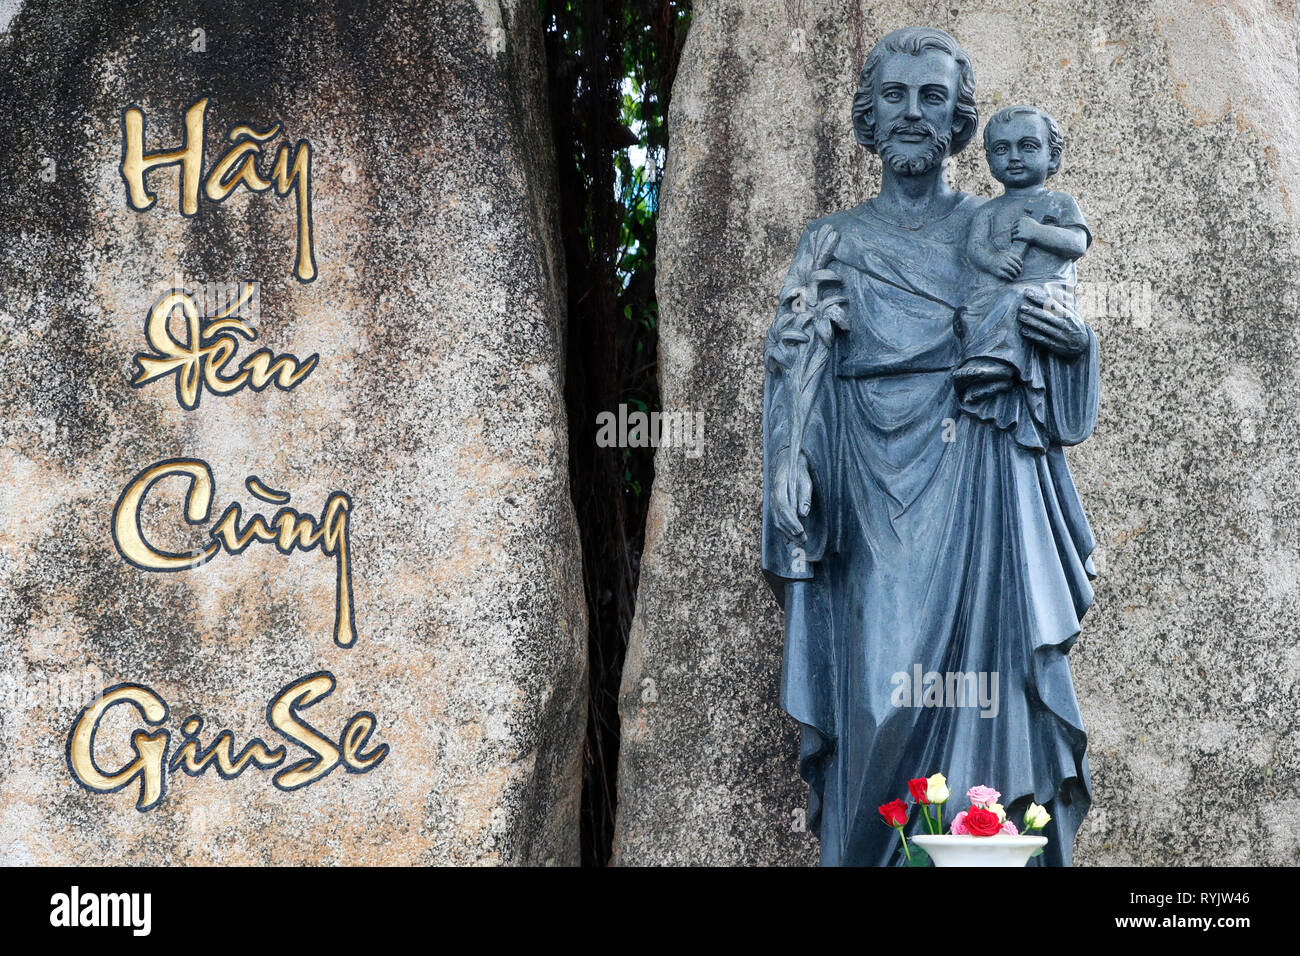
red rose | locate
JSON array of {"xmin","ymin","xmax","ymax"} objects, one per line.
[
  {"xmin": 878, "ymin": 799, "xmax": 908, "ymax": 828},
  {"xmin": 964, "ymin": 805, "xmax": 1002, "ymax": 837},
  {"xmin": 908, "ymin": 778, "xmax": 930, "ymax": 804}
]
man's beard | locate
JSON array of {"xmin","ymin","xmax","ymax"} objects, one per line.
[{"xmin": 875, "ymin": 120, "xmax": 951, "ymax": 175}]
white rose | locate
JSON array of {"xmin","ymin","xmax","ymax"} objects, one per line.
[
  {"xmin": 1024, "ymin": 802, "xmax": 1052, "ymax": 831},
  {"xmin": 926, "ymin": 772, "xmax": 950, "ymax": 805}
]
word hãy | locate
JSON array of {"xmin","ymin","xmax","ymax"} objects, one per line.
[
  {"xmin": 67, "ymin": 672, "xmax": 387, "ymax": 812},
  {"xmin": 121, "ymin": 98, "xmax": 316, "ymax": 281},
  {"xmin": 131, "ymin": 284, "xmax": 317, "ymax": 409},
  {"xmin": 111, "ymin": 460, "xmax": 356, "ymax": 647}
]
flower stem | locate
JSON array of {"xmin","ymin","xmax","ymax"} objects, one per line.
[
  {"xmin": 922, "ymin": 805, "xmax": 938, "ymax": 835},
  {"xmin": 897, "ymin": 826, "xmax": 912, "ymax": 864}
]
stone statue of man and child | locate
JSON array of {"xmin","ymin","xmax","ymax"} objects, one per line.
[{"xmin": 762, "ymin": 26, "xmax": 1100, "ymax": 866}]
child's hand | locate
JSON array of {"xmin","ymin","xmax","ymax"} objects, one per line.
[
  {"xmin": 996, "ymin": 250, "xmax": 1024, "ymax": 280},
  {"xmin": 1011, "ymin": 216, "xmax": 1040, "ymax": 244}
]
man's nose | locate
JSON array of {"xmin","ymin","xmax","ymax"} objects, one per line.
[{"xmin": 904, "ymin": 91, "xmax": 923, "ymax": 120}]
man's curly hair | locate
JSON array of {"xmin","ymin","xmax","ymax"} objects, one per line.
[{"xmin": 851, "ymin": 27, "xmax": 978, "ymax": 156}]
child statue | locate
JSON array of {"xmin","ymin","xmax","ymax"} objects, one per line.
[{"xmin": 958, "ymin": 106, "xmax": 1091, "ymax": 449}]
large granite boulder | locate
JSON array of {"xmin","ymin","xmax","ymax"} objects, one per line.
[
  {"xmin": 0, "ymin": 0, "xmax": 586, "ymax": 864},
  {"xmin": 615, "ymin": 0, "xmax": 1300, "ymax": 865}
]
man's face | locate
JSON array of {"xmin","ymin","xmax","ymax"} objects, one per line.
[
  {"xmin": 985, "ymin": 114, "xmax": 1053, "ymax": 188},
  {"xmin": 872, "ymin": 49, "xmax": 961, "ymax": 176}
]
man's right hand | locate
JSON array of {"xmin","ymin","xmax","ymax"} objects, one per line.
[{"xmin": 773, "ymin": 453, "xmax": 813, "ymax": 539}]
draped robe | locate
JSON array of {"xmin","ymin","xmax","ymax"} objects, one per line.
[{"xmin": 761, "ymin": 194, "xmax": 1098, "ymax": 866}]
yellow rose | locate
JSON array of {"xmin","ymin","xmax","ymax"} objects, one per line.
[{"xmin": 988, "ymin": 802, "xmax": 1007, "ymax": 823}]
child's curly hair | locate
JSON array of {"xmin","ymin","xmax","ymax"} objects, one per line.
[{"xmin": 983, "ymin": 106, "xmax": 1064, "ymax": 176}]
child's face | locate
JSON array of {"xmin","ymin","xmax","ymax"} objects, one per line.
[{"xmin": 985, "ymin": 114, "xmax": 1053, "ymax": 188}]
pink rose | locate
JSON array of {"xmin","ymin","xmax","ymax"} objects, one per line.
[
  {"xmin": 1000, "ymin": 821, "xmax": 1019, "ymax": 835},
  {"xmin": 949, "ymin": 810, "xmax": 970, "ymax": 835},
  {"xmin": 966, "ymin": 785, "xmax": 1001, "ymax": 807}
]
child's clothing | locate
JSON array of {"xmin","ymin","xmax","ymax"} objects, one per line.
[{"xmin": 957, "ymin": 190, "xmax": 1089, "ymax": 451}]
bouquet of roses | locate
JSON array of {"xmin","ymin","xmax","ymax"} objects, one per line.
[{"xmin": 878, "ymin": 773, "xmax": 1052, "ymax": 866}]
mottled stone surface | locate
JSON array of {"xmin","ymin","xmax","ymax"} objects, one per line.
[
  {"xmin": 615, "ymin": 0, "xmax": 1300, "ymax": 865},
  {"xmin": 0, "ymin": 0, "xmax": 586, "ymax": 864}
]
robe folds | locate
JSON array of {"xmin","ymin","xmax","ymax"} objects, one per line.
[{"xmin": 762, "ymin": 194, "xmax": 1099, "ymax": 866}]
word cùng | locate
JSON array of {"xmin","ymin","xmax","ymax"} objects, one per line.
[
  {"xmin": 120, "ymin": 97, "xmax": 316, "ymax": 281},
  {"xmin": 131, "ymin": 283, "xmax": 317, "ymax": 409},
  {"xmin": 111, "ymin": 460, "xmax": 356, "ymax": 647}
]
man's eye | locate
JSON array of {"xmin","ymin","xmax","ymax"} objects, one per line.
[
  {"xmin": 882, "ymin": 91, "xmax": 902, "ymax": 101},
  {"xmin": 1023, "ymin": 142, "xmax": 1039, "ymax": 151},
  {"xmin": 925, "ymin": 93, "xmax": 945, "ymax": 104},
  {"xmin": 994, "ymin": 146, "xmax": 1008, "ymax": 154}
]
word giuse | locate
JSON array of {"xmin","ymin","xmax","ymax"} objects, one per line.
[
  {"xmin": 131, "ymin": 281, "xmax": 317, "ymax": 409},
  {"xmin": 121, "ymin": 97, "xmax": 316, "ymax": 281},
  {"xmin": 111, "ymin": 459, "xmax": 356, "ymax": 648},
  {"xmin": 67, "ymin": 673, "xmax": 387, "ymax": 812}
]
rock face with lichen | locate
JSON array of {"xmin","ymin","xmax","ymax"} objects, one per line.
[
  {"xmin": 614, "ymin": 0, "xmax": 1300, "ymax": 865},
  {"xmin": 0, "ymin": 0, "xmax": 586, "ymax": 864}
]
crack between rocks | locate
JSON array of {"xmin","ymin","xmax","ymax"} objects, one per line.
[{"xmin": 541, "ymin": 0, "xmax": 691, "ymax": 866}]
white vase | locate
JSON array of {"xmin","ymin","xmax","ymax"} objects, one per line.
[{"xmin": 911, "ymin": 834, "xmax": 1047, "ymax": 867}]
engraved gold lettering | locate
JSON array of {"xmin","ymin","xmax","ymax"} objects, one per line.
[
  {"xmin": 268, "ymin": 672, "xmax": 343, "ymax": 791},
  {"xmin": 270, "ymin": 138, "xmax": 315, "ymax": 281},
  {"xmin": 204, "ymin": 125, "xmax": 277, "ymax": 201},
  {"xmin": 112, "ymin": 459, "xmax": 220, "ymax": 571},
  {"xmin": 170, "ymin": 716, "xmax": 286, "ymax": 777},
  {"xmin": 131, "ymin": 287, "xmax": 317, "ymax": 410},
  {"xmin": 111, "ymin": 461, "xmax": 356, "ymax": 647},
  {"xmin": 67, "ymin": 684, "xmax": 170, "ymax": 811},
  {"xmin": 120, "ymin": 100, "xmax": 317, "ymax": 281},
  {"xmin": 209, "ymin": 488, "xmax": 354, "ymax": 647},
  {"xmin": 121, "ymin": 98, "xmax": 206, "ymax": 215},
  {"xmin": 341, "ymin": 712, "xmax": 389, "ymax": 772},
  {"xmin": 68, "ymin": 675, "xmax": 387, "ymax": 809}
]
